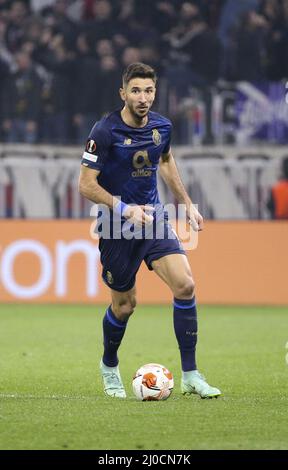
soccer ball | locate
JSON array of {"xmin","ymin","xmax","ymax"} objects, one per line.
[{"xmin": 132, "ymin": 363, "xmax": 174, "ymax": 401}]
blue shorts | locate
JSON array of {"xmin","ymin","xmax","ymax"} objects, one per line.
[{"xmin": 98, "ymin": 217, "xmax": 186, "ymax": 292}]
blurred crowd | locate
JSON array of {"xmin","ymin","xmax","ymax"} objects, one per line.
[{"xmin": 0, "ymin": 0, "xmax": 288, "ymax": 144}]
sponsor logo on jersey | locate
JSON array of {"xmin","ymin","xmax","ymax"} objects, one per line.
[
  {"xmin": 124, "ymin": 138, "xmax": 132, "ymax": 145},
  {"xmin": 132, "ymin": 169, "xmax": 152, "ymax": 177},
  {"xmin": 132, "ymin": 150, "xmax": 152, "ymax": 177},
  {"xmin": 82, "ymin": 152, "xmax": 98, "ymax": 163},
  {"xmin": 132, "ymin": 150, "xmax": 152, "ymax": 169},
  {"xmin": 152, "ymin": 129, "xmax": 161, "ymax": 146},
  {"xmin": 86, "ymin": 139, "xmax": 97, "ymax": 153}
]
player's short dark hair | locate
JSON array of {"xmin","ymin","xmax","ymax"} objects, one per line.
[
  {"xmin": 282, "ymin": 157, "xmax": 288, "ymax": 179},
  {"xmin": 122, "ymin": 62, "xmax": 157, "ymax": 87}
]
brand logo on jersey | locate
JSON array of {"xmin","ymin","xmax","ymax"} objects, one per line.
[
  {"xmin": 152, "ymin": 129, "xmax": 161, "ymax": 146},
  {"xmin": 106, "ymin": 271, "xmax": 114, "ymax": 285},
  {"xmin": 86, "ymin": 139, "xmax": 97, "ymax": 153},
  {"xmin": 124, "ymin": 138, "xmax": 132, "ymax": 145}
]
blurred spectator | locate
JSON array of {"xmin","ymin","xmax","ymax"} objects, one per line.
[
  {"xmin": 0, "ymin": 18, "xmax": 14, "ymax": 68},
  {"xmin": 5, "ymin": 1, "xmax": 30, "ymax": 52},
  {"xmin": 226, "ymin": 10, "xmax": 268, "ymax": 81},
  {"xmin": 121, "ymin": 46, "xmax": 141, "ymax": 67},
  {"xmin": 33, "ymin": 29, "xmax": 74, "ymax": 143},
  {"xmin": 1, "ymin": 49, "xmax": 42, "ymax": 143},
  {"xmin": 83, "ymin": 0, "xmax": 117, "ymax": 44},
  {"xmin": 267, "ymin": 157, "xmax": 288, "ymax": 219},
  {"xmin": 31, "ymin": 0, "xmax": 55, "ymax": 13},
  {"xmin": 120, "ymin": 3, "xmax": 159, "ymax": 48},
  {"xmin": 73, "ymin": 32, "xmax": 100, "ymax": 144},
  {"xmin": 95, "ymin": 38, "xmax": 114, "ymax": 58},
  {"xmin": 41, "ymin": 0, "xmax": 76, "ymax": 48},
  {"xmin": 0, "ymin": 56, "xmax": 9, "ymax": 139},
  {"xmin": 218, "ymin": 0, "xmax": 260, "ymax": 47},
  {"xmin": 164, "ymin": 2, "xmax": 222, "ymax": 89},
  {"xmin": 140, "ymin": 44, "xmax": 160, "ymax": 74},
  {"xmin": 152, "ymin": 2, "xmax": 177, "ymax": 34},
  {"xmin": 98, "ymin": 54, "xmax": 121, "ymax": 114},
  {"xmin": 23, "ymin": 16, "xmax": 43, "ymax": 45},
  {"xmin": 82, "ymin": 0, "xmax": 95, "ymax": 20},
  {"xmin": 200, "ymin": 0, "xmax": 225, "ymax": 30},
  {"xmin": 116, "ymin": 0, "xmax": 134, "ymax": 23},
  {"xmin": 259, "ymin": 0, "xmax": 288, "ymax": 80}
]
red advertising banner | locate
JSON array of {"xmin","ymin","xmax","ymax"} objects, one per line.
[{"xmin": 0, "ymin": 220, "xmax": 287, "ymax": 305}]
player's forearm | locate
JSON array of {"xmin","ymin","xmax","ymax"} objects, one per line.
[
  {"xmin": 78, "ymin": 178, "xmax": 116, "ymax": 210},
  {"xmin": 79, "ymin": 178, "xmax": 154, "ymax": 225},
  {"xmin": 159, "ymin": 157, "xmax": 191, "ymax": 204},
  {"xmin": 159, "ymin": 156, "xmax": 203, "ymax": 231}
]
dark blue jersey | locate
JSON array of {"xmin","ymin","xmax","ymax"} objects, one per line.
[{"xmin": 81, "ymin": 110, "xmax": 172, "ymax": 205}]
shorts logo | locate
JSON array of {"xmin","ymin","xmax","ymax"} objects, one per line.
[
  {"xmin": 106, "ymin": 271, "xmax": 114, "ymax": 285},
  {"xmin": 86, "ymin": 139, "xmax": 97, "ymax": 153},
  {"xmin": 124, "ymin": 138, "xmax": 132, "ymax": 145},
  {"xmin": 152, "ymin": 129, "xmax": 161, "ymax": 146}
]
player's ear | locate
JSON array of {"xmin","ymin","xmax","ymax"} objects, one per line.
[{"xmin": 119, "ymin": 87, "xmax": 126, "ymax": 102}]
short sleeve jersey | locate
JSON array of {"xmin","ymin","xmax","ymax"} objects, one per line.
[{"xmin": 81, "ymin": 110, "xmax": 172, "ymax": 205}]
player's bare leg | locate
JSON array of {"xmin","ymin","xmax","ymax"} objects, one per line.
[
  {"xmin": 100, "ymin": 287, "xmax": 136, "ymax": 398},
  {"xmin": 151, "ymin": 254, "xmax": 221, "ymax": 399},
  {"xmin": 151, "ymin": 253, "xmax": 194, "ymax": 300}
]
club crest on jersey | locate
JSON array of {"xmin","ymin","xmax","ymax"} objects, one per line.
[
  {"xmin": 152, "ymin": 129, "xmax": 161, "ymax": 146},
  {"xmin": 86, "ymin": 139, "xmax": 97, "ymax": 153}
]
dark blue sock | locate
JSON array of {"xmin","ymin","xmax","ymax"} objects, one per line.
[
  {"xmin": 102, "ymin": 305, "xmax": 127, "ymax": 367},
  {"xmin": 173, "ymin": 297, "xmax": 197, "ymax": 372}
]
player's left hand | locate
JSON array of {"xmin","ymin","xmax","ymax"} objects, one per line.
[
  {"xmin": 124, "ymin": 204, "xmax": 154, "ymax": 227},
  {"xmin": 186, "ymin": 204, "xmax": 204, "ymax": 232}
]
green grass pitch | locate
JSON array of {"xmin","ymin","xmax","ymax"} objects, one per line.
[{"xmin": 0, "ymin": 304, "xmax": 287, "ymax": 450}]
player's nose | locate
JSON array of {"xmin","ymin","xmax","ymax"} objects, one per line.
[{"xmin": 138, "ymin": 92, "xmax": 147, "ymax": 103}]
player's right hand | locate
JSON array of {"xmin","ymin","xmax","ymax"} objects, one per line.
[
  {"xmin": 187, "ymin": 204, "xmax": 204, "ymax": 232},
  {"xmin": 123, "ymin": 205, "xmax": 154, "ymax": 226}
]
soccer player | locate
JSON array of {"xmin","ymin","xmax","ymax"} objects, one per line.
[{"xmin": 78, "ymin": 62, "xmax": 221, "ymax": 399}]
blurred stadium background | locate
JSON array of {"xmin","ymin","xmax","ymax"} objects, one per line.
[
  {"xmin": 1, "ymin": 0, "xmax": 288, "ymax": 452},
  {"xmin": 0, "ymin": 0, "xmax": 287, "ymax": 304}
]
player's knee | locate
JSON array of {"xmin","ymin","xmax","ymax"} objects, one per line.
[
  {"xmin": 130, "ymin": 296, "xmax": 137, "ymax": 311},
  {"xmin": 174, "ymin": 277, "xmax": 195, "ymax": 299},
  {"xmin": 115, "ymin": 297, "xmax": 136, "ymax": 322}
]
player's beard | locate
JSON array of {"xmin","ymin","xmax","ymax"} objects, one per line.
[{"xmin": 128, "ymin": 102, "xmax": 150, "ymax": 123}]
